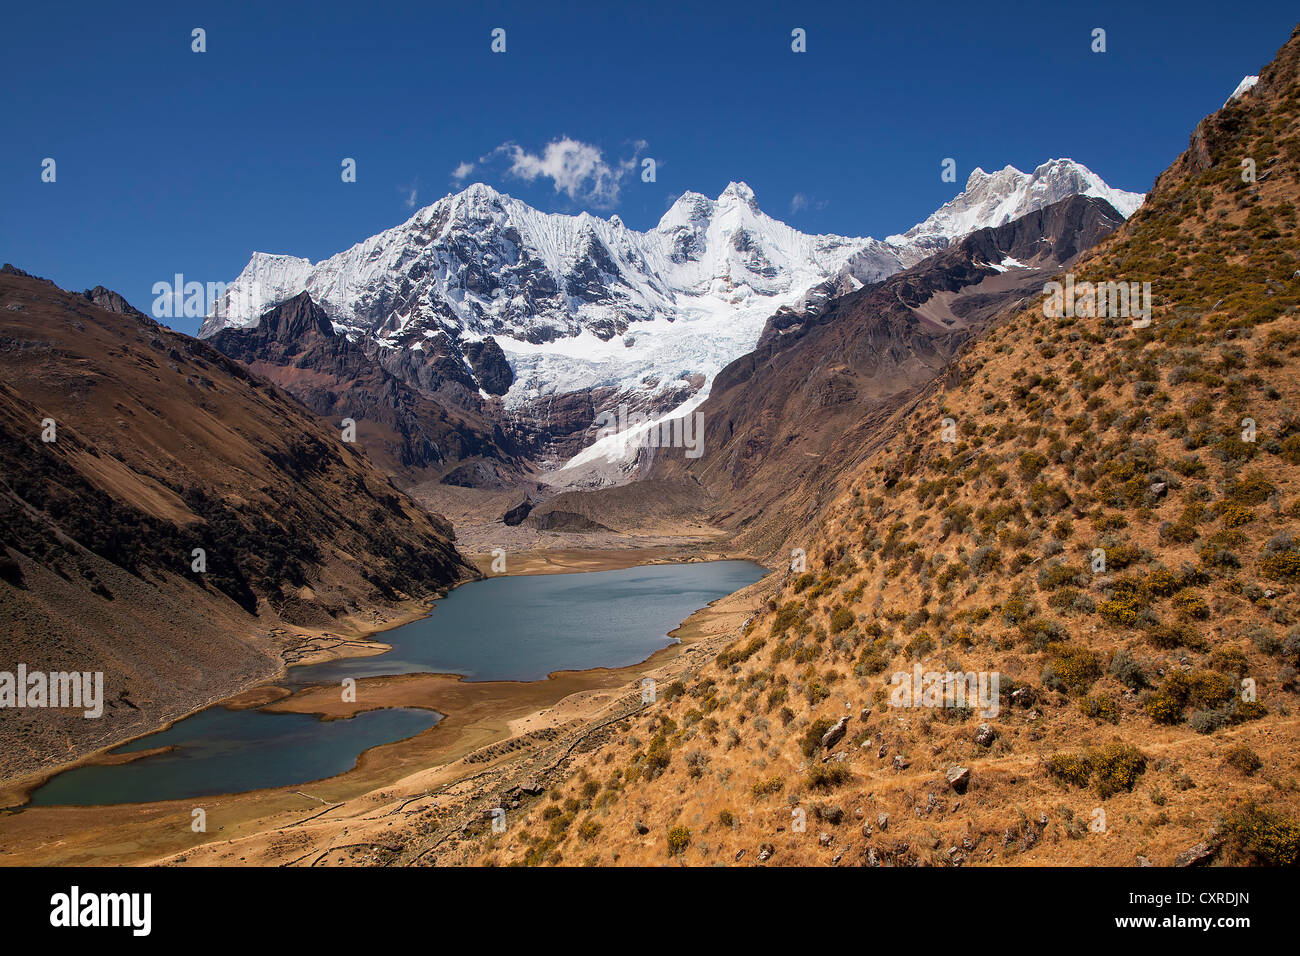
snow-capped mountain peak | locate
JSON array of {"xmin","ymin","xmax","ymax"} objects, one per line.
[
  {"xmin": 894, "ymin": 158, "xmax": 1144, "ymax": 245},
  {"xmin": 719, "ymin": 180, "xmax": 760, "ymax": 208},
  {"xmin": 1225, "ymin": 75, "xmax": 1260, "ymax": 107},
  {"xmin": 203, "ymin": 161, "xmax": 1142, "ymax": 418}
]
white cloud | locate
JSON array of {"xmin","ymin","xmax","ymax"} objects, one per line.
[
  {"xmin": 399, "ymin": 177, "xmax": 421, "ymax": 209},
  {"xmin": 494, "ymin": 137, "xmax": 642, "ymax": 208},
  {"xmin": 790, "ymin": 193, "xmax": 827, "ymax": 215},
  {"xmin": 450, "ymin": 161, "xmax": 475, "ymax": 182}
]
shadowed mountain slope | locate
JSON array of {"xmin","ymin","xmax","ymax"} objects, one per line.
[{"xmin": 0, "ymin": 268, "xmax": 477, "ymax": 781}]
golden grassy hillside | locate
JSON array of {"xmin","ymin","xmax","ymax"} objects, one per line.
[{"xmin": 450, "ymin": 25, "xmax": 1300, "ymax": 867}]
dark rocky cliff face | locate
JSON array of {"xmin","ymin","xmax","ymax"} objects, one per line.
[
  {"xmin": 208, "ymin": 293, "xmax": 524, "ymax": 482},
  {"xmin": 461, "ymin": 336, "xmax": 514, "ymax": 395},
  {"xmin": 81, "ymin": 285, "xmax": 145, "ymax": 318}
]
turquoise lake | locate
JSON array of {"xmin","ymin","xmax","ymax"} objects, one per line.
[{"xmin": 28, "ymin": 560, "xmax": 765, "ymax": 806}]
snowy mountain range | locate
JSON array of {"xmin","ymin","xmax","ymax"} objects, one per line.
[
  {"xmin": 200, "ymin": 159, "xmax": 1143, "ymax": 416},
  {"xmin": 894, "ymin": 159, "xmax": 1144, "ymax": 244}
]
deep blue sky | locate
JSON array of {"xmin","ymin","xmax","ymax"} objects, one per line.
[{"xmin": 2, "ymin": 1, "xmax": 1295, "ymax": 335}]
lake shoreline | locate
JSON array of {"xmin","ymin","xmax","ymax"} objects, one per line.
[
  {"xmin": 0, "ymin": 544, "xmax": 745, "ymax": 810},
  {"xmin": 0, "ymin": 547, "xmax": 778, "ymax": 864}
]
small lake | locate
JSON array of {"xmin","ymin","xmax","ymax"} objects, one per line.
[{"xmin": 27, "ymin": 560, "xmax": 765, "ymax": 806}]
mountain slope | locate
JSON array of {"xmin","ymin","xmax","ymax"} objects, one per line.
[
  {"xmin": 207, "ymin": 292, "xmax": 526, "ymax": 484},
  {"xmin": 554, "ymin": 194, "xmax": 1123, "ymax": 500},
  {"xmin": 456, "ymin": 26, "xmax": 1300, "ymax": 867},
  {"xmin": 0, "ymin": 268, "xmax": 478, "ymax": 781}
]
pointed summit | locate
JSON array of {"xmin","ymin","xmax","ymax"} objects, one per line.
[
  {"xmin": 719, "ymin": 181, "xmax": 759, "ymax": 208},
  {"xmin": 899, "ymin": 158, "xmax": 1143, "ymax": 243},
  {"xmin": 206, "ymin": 158, "xmax": 1143, "ymax": 412}
]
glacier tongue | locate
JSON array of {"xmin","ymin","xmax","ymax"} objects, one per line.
[{"xmin": 202, "ymin": 159, "xmax": 1143, "ymax": 427}]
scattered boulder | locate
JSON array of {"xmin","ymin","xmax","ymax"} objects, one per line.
[
  {"xmin": 758, "ymin": 843, "xmax": 775, "ymax": 862},
  {"xmin": 945, "ymin": 765, "xmax": 971, "ymax": 794},
  {"xmin": 877, "ymin": 812, "xmax": 889, "ymax": 831},
  {"xmin": 974, "ymin": 723, "xmax": 997, "ymax": 747},
  {"xmin": 634, "ymin": 820, "xmax": 650, "ymax": 836},
  {"xmin": 1010, "ymin": 687, "xmax": 1038, "ymax": 708},
  {"xmin": 1174, "ymin": 842, "xmax": 1217, "ymax": 867},
  {"xmin": 820, "ymin": 715, "xmax": 851, "ymax": 750}
]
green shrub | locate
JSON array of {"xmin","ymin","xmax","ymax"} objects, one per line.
[
  {"xmin": 666, "ymin": 826, "xmax": 692, "ymax": 857},
  {"xmin": 1099, "ymin": 595, "xmax": 1142, "ymax": 627},
  {"xmin": 1079, "ymin": 694, "xmax": 1120, "ymax": 723},
  {"xmin": 1221, "ymin": 804, "xmax": 1300, "ymax": 866},
  {"xmin": 1044, "ymin": 643, "xmax": 1102, "ymax": 695},
  {"xmin": 1090, "ymin": 743, "xmax": 1149, "ymax": 798},
  {"xmin": 1173, "ymin": 591, "xmax": 1211, "ymax": 619},
  {"xmin": 1225, "ymin": 472, "xmax": 1275, "ymax": 505},
  {"xmin": 1145, "ymin": 670, "xmax": 1236, "ymax": 724},
  {"xmin": 807, "ymin": 762, "xmax": 852, "ymax": 791},
  {"xmin": 1047, "ymin": 741, "xmax": 1150, "ymax": 798},
  {"xmin": 1260, "ymin": 548, "xmax": 1300, "ymax": 583},
  {"xmin": 801, "ymin": 717, "xmax": 836, "ymax": 758},
  {"xmin": 1038, "ymin": 562, "xmax": 1080, "ymax": 590},
  {"xmin": 1144, "ymin": 568, "xmax": 1181, "ymax": 597},
  {"xmin": 1045, "ymin": 752, "xmax": 1093, "ymax": 788},
  {"xmin": 1223, "ymin": 744, "xmax": 1262, "ymax": 775}
]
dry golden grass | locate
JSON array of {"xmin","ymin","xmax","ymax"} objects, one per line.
[{"xmin": 455, "ymin": 27, "xmax": 1300, "ymax": 868}]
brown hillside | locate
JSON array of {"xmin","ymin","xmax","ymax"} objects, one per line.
[
  {"xmin": 0, "ymin": 269, "xmax": 477, "ymax": 781},
  {"xmin": 454, "ymin": 25, "xmax": 1300, "ymax": 867}
]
